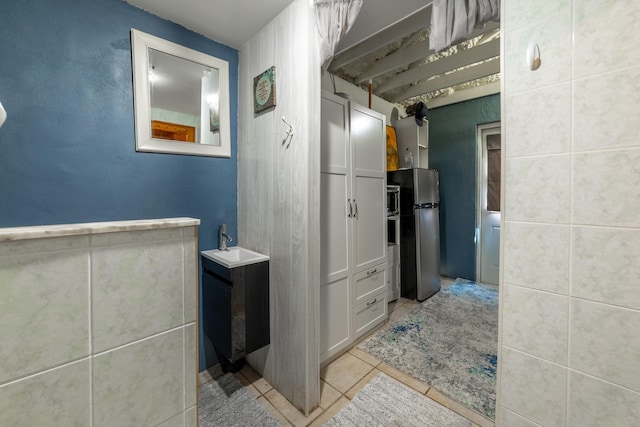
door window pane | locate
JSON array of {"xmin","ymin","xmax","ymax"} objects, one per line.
[{"xmin": 486, "ymin": 133, "xmax": 501, "ymax": 212}]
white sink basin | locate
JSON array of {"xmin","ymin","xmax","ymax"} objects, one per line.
[{"xmin": 201, "ymin": 247, "xmax": 269, "ymax": 269}]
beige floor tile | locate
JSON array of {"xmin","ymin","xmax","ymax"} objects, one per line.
[
  {"xmin": 253, "ymin": 377, "xmax": 273, "ymax": 395},
  {"xmin": 441, "ymin": 276, "xmax": 456, "ymax": 286},
  {"xmin": 308, "ymin": 396, "xmax": 350, "ymax": 427},
  {"xmin": 377, "ymin": 363, "xmax": 429, "ymax": 394},
  {"xmin": 320, "ymin": 352, "xmax": 374, "ymax": 393},
  {"xmin": 389, "ymin": 304, "xmax": 413, "ymax": 322},
  {"xmin": 348, "ymin": 347, "xmax": 381, "ymax": 367},
  {"xmin": 265, "ymin": 388, "xmax": 323, "ymax": 427},
  {"xmin": 344, "ymin": 368, "xmax": 383, "ymax": 400},
  {"xmin": 239, "ymin": 364, "xmax": 260, "ymax": 382},
  {"xmin": 257, "ymin": 395, "xmax": 293, "ymax": 427},
  {"xmin": 233, "ymin": 371, "xmax": 251, "ymax": 387},
  {"xmin": 238, "ymin": 364, "xmax": 273, "ymax": 394},
  {"xmin": 198, "ymin": 365, "xmax": 222, "ymax": 386},
  {"xmin": 388, "ymin": 299, "xmax": 404, "ymax": 313},
  {"xmin": 319, "ymin": 380, "xmax": 341, "ymax": 409},
  {"xmin": 426, "ymin": 388, "xmax": 494, "ymax": 427},
  {"xmin": 232, "ymin": 372, "xmax": 261, "ymax": 398}
]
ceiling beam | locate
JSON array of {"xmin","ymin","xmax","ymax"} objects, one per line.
[
  {"xmin": 328, "ymin": 5, "xmax": 432, "ymax": 71},
  {"xmin": 356, "ymin": 38, "xmax": 431, "ymax": 84},
  {"xmin": 425, "ymin": 81, "xmax": 500, "ymax": 109},
  {"xmin": 377, "ymin": 36, "xmax": 500, "ymax": 94},
  {"xmin": 389, "ymin": 58, "xmax": 500, "ymax": 102}
]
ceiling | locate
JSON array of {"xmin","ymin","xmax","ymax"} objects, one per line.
[{"xmin": 125, "ymin": 0, "xmax": 500, "ymax": 109}]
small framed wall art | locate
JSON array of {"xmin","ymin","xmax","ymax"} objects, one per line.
[{"xmin": 254, "ymin": 66, "xmax": 276, "ymax": 113}]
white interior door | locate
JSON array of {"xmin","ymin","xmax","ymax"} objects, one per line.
[{"xmin": 477, "ymin": 123, "xmax": 501, "ymax": 285}]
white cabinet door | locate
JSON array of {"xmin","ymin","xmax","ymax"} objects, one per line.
[
  {"xmin": 350, "ymin": 104, "xmax": 386, "ymax": 274},
  {"xmin": 320, "ymin": 93, "xmax": 387, "ymax": 362},
  {"xmin": 320, "ymin": 93, "xmax": 352, "ymax": 361},
  {"xmin": 321, "ymin": 172, "xmax": 350, "ymax": 284},
  {"xmin": 321, "ymin": 93, "xmax": 351, "ymax": 284},
  {"xmin": 353, "ymin": 175, "xmax": 386, "ymax": 271},
  {"xmin": 321, "ymin": 94, "xmax": 349, "ymax": 174},
  {"xmin": 320, "ymin": 277, "xmax": 351, "ymax": 361}
]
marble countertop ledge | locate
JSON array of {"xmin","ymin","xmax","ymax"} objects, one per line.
[{"xmin": 0, "ymin": 217, "xmax": 201, "ymax": 242}]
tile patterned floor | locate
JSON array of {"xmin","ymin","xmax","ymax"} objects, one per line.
[{"xmin": 200, "ymin": 295, "xmax": 495, "ymax": 427}]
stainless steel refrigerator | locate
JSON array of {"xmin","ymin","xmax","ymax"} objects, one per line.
[{"xmin": 387, "ymin": 168, "xmax": 441, "ymax": 301}]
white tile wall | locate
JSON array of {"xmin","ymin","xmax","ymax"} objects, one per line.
[
  {"xmin": 0, "ymin": 360, "xmax": 90, "ymax": 426},
  {"xmin": 93, "ymin": 329, "xmax": 184, "ymax": 427},
  {"xmin": 573, "ymin": 67, "xmax": 640, "ymax": 152},
  {"xmin": 573, "ymin": 0, "xmax": 640, "ymax": 78},
  {"xmin": 569, "ymin": 299, "xmax": 640, "ymax": 391},
  {"xmin": 185, "ymin": 322, "xmax": 197, "ymax": 408},
  {"xmin": 501, "ymin": 0, "xmax": 640, "ymax": 425},
  {"xmin": 504, "ymin": 155, "xmax": 571, "ymax": 223},
  {"xmin": 571, "ymin": 226, "xmax": 640, "ymax": 310},
  {"xmin": 503, "ymin": 3, "xmax": 572, "ymax": 95},
  {"xmin": 500, "ymin": 407, "xmax": 543, "ymax": 427},
  {"xmin": 0, "ymin": 224, "xmax": 197, "ymax": 427},
  {"xmin": 505, "ymin": 83, "xmax": 571, "ymax": 157},
  {"xmin": 568, "ymin": 371, "xmax": 640, "ymax": 427},
  {"xmin": 500, "ymin": 348, "xmax": 567, "ymax": 427},
  {"xmin": 184, "ymin": 228, "xmax": 197, "ymax": 323},
  {"xmin": 503, "ymin": 222, "xmax": 570, "ymax": 294},
  {"xmin": 0, "ymin": 251, "xmax": 90, "ymax": 383},
  {"xmin": 572, "ymin": 148, "xmax": 640, "ymax": 228},
  {"xmin": 92, "ymin": 239, "xmax": 184, "ymax": 352},
  {"xmin": 185, "ymin": 407, "xmax": 197, "ymax": 427},
  {"xmin": 502, "ymin": 285, "xmax": 568, "ymax": 364},
  {"xmin": 504, "ymin": 0, "xmax": 571, "ymax": 31}
]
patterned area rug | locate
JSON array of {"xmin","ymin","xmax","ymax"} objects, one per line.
[
  {"xmin": 199, "ymin": 373, "xmax": 281, "ymax": 427},
  {"xmin": 358, "ymin": 278, "xmax": 499, "ymax": 419},
  {"xmin": 324, "ymin": 373, "xmax": 471, "ymax": 427}
]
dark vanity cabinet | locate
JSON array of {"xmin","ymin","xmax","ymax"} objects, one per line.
[{"xmin": 201, "ymin": 255, "xmax": 270, "ymax": 364}]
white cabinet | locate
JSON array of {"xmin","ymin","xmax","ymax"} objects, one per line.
[
  {"xmin": 320, "ymin": 92, "xmax": 388, "ymax": 363},
  {"xmin": 396, "ymin": 117, "xmax": 429, "ymax": 169}
]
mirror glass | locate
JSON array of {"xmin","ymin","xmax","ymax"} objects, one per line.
[{"xmin": 131, "ymin": 29, "xmax": 231, "ymax": 157}]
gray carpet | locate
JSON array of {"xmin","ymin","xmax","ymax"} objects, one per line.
[
  {"xmin": 358, "ymin": 278, "xmax": 498, "ymax": 419},
  {"xmin": 199, "ymin": 373, "xmax": 281, "ymax": 427},
  {"xmin": 324, "ymin": 373, "xmax": 471, "ymax": 427}
]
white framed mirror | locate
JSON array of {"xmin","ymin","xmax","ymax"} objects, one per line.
[{"xmin": 131, "ymin": 29, "xmax": 231, "ymax": 157}]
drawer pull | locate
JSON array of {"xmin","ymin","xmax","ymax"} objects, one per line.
[
  {"xmin": 366, "ymin": 268, "xmax": 377, "ymax": 276},
  {"xmin": 367, "ymin": 298, "xmax": 377, "ymax": 307}
]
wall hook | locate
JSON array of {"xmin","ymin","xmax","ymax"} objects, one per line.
[{"xmin": 281, "ymin": 116, "xmax": 294, "ymax": 148}]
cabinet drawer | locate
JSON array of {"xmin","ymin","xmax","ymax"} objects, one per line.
[
  {"xmin": 354, "ymin": 263, "xmax": 387, "ymax": 304},
  {"xmin": 354, "ymin": 291, "xmax": 387, "ymax": 338}
]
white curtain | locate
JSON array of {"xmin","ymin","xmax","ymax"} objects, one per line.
[
  {"xmin": 313, "ymin": 0, "xmax": 363, "ymax": 73},
  {"xmin": 430, "ymin": 0, "xmax": 500, "ymax": 52}
]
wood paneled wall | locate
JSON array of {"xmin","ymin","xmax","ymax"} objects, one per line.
[{"xmin": 238, "ymin": 0, "xmax": 321, "ymax": 415}]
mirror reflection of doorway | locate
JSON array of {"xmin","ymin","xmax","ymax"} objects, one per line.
[{"xmin": 477, "ymin": 123, "xmax": 501, "ymax": 285}]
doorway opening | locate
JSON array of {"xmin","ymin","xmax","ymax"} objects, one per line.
[{"xmin": 476, "ymin": 122, "xmax": 501, "ymax": 286}]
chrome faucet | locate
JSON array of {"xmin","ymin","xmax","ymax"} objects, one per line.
[{"xmin": 218, "ymin": 224, "xmax": 233, "ymax": 251}]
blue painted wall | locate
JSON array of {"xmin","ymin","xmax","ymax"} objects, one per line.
[
  {"xmin": 0, "ymin": 0, "xmax": 238, "ymax": 371},
  {"xmin": 428, "ymin": 94, "xmax": 500, "ymax": 280}
]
